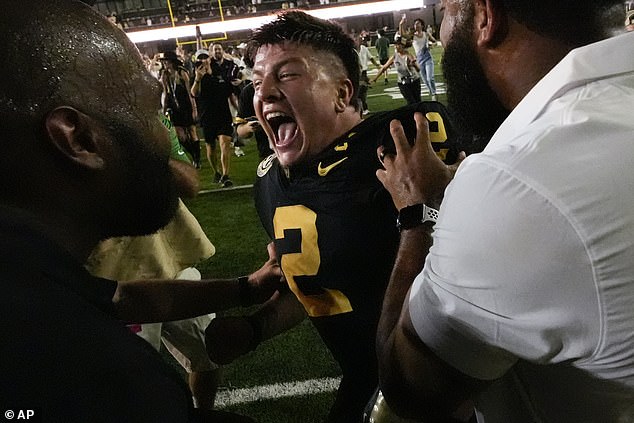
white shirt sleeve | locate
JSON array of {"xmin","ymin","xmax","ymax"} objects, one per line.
[{"xmin": 408, "ymin": 155, "xmax": 600, "ymax": 380}]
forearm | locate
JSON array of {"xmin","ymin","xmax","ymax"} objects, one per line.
[
  {"xmin": 374, "ymin": 66, "xmax": 386, "ymax": 81},
  {"xmin": 115, "ymin": 242, "xmax": 283, "ymax": 323},
  {"xmin": 113, "ymin": 277, "xmax": 245, "ymax": 323},
  {"xmin": 229, "ymin": 93, "xmax": 238, "ymax": 110},
  {"xmin": 190, "ymin": 77, "xmax": 201, "ymax": 97},
  {"xmin": 377, "ymin": 225, "xmax": 485, "ymax": 420},
  {"xmin": 250, "ymin": 287, "xmax": 306, "ymax": 341},
  {"xmin": 377, "ymin": 225, "xmax": 431, "ymax": 354},
  {"xmin": 377, "ymin": 225, "xmax": 435, "ymax": 417}
]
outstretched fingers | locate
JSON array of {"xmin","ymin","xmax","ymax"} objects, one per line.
[
  {"xmin": 376, "ymin": 111, "xmax": 464, "ymax": 211},
  {"xmin": 376, "ymin": 113, "xmax": 432, "ymax": 210}
]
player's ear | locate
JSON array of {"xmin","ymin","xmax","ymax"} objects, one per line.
[
  {"xmin": 43, "ymin": 106, "xmax": 106, "ymax": 170},
  {"xmin": 335, "ymin": 79, "xmax": 354, "ymax": 113},
  {"xmin": 474, "ymin": 0, "xmax": 509, "ymax": 48}
]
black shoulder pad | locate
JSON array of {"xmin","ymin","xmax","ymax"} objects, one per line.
[{"xmin": 377, "ymin": 101, "xmax": 460, "ymax": 164}]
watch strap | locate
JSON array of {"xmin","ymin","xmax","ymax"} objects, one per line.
[{"xmin": 396, "ymin": 203, "xmax": 439, "ymax": 231}]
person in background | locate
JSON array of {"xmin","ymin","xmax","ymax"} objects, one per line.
[
  {"xmin": 191, "ymin": 47, "xmax": 237, "ymax": 187},
  {"xmin": 234, "ymin": 42, "xmax": 274, "ymax": 160},
  {"xmin": 405, "ymin": 16, "xmax": 438, "ymax": 101},
  {"xmin": 159, "ymin": 51, "xmax": 202, "ymax": 169},
  {"xmin": 147, "ymin": 52, "xmax": 163, "ymax": 79},
  {"xmin": 357, "ymin": 37, "xmax": 379, "ymax": 115},
  {"xmin": 235, "ymin": 42, "xmax": 253, "ymax": 85},
  {"xmin": 0, "ymin": 1, "xmax": 283, "ymax": 421},
  {"xmin": 375, "ymin": 1, "xmax": 634, "ymax": 422},
  {"xmin": 178, "ymin": 45, "xmax": 196, "ymax": 80},
  {"xmin": 375, "ymin": 28, "xmax": 391, "ymax": 85},
  {"xmin": 373, "ymin": 37, "xmax": 421, "ymax": 105},
  {"xmin": 229, "ymin": 43, "xmax": 250, "ymax": 158}
]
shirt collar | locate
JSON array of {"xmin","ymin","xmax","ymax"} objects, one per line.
[{"xmin": 487, "ymin": 31, "xmax": 634, "ymax": 150}]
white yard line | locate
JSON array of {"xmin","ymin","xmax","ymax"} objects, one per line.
[
  {"xmin": 199, "ymin": 183, "xmax": 254, "ymax": 195},
  {"xmin": 215, "ymin": 376, "xmax": 341, "ymax": 408}
]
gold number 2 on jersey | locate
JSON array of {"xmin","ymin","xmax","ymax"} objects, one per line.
[
  {"xmin": 273, "ymin": 205, "xmax": 353, "ymax": 317},
  {"xmin": 426, "ymin": 111, "xmax": 449, "ymax": 161}
]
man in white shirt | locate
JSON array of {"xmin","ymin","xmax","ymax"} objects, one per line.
[{"xmin": 375, "ymin": 1, "xmax": 634, "ymax": 422}]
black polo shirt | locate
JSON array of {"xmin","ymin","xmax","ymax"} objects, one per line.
[{"xmin": 0, "ymin": 206, "xmax": 197, "ymax": 422}]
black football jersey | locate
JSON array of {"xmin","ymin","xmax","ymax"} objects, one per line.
[
  {"xmin": 254, "ymin": 101, "xmax": 459, "ymax": 320},
  {"xmin": 254, "ymin": 101, "xmax": 459, "ymax": 414}
]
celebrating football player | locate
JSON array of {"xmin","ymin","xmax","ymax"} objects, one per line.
[{"xmin": 205, "ymin": 11, "xmax": 464, "ymax": 423}]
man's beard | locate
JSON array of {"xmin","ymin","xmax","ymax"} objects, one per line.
[
  {"xmin": 104, "ymin": 121, "xmax": 179, "ymax": 238},
  {"xmin": 442, "ymin": 13, "xmax": 510, "ymax": 143}
]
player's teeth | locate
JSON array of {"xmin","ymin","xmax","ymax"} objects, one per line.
[{"xmin": 266, "ymin": 112, "xmax": 288, "ymax": 120}]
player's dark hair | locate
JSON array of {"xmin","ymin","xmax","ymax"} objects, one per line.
[
  {"xmin": 498, "ymin": 0, "xmax": 624, "ymax": 46},
  {"xmin": 250, "ymin": 11, "xmax": 360, "ymax": 110}
]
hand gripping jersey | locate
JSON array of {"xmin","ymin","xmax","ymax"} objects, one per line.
[{"xmin": 254, "ymin": 102, "xmax": 459, "ymax": 418}]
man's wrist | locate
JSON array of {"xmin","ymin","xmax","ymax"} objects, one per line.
[{"xmin": 396, "ymin": 203, "xmax": 438, "ymax": 232}]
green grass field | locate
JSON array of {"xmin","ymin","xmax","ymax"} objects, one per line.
[{"xmin": 178, "ymin": 46, "xmax": 446, "ymax": 422}]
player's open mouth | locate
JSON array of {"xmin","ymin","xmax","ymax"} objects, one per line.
[{"xmin": 266, "ymin": 112, "xmax": 298, "ymax": 147}]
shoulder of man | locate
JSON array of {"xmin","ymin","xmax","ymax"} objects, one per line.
[{"xmin": 369, "ymin": 101, "xmax": 461, "ymax": 164}]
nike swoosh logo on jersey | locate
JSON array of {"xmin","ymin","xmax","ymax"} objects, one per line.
[{"xmin": 317, "ymin": 157, "xmax": 348, "ymax": 176}]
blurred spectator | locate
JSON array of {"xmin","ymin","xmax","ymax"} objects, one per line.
[
  {"xmin": 375, "ymin": 28, "xmax": 390, "ymax": 84},
  {"xmin": 159, "ymin": 51, "xmax": 202, "ymax": 169},
  {"xmin": 191, "ymin": 46, "xmax": 239, "ymax": 187},
  {"xmin": 234, "ymin": 42, "xmax": 272, "ymax": 159},
  {"xmin": 406, "ymin": 17, "xmax": 438, "ymax": 101},
  {"xmin": 357, "ymin": 37, "xmax": 379, "ymax": 115},
  {"xmin": 373, "ymin": 37, "xmax": 421, "ymax": 104}
]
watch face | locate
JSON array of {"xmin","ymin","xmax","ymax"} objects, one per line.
[
  {"xmin": 397, "ymin": 204, "xmax": 424, "ymax": 230},
  {"xmin": 397, "ymin": 204, "xmax": 437, "ymax": 231}
]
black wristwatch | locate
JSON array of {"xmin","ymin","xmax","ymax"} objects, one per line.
[{"xmin": 396, "ymin": 203, "xmax": 439, "ymax": 231}]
